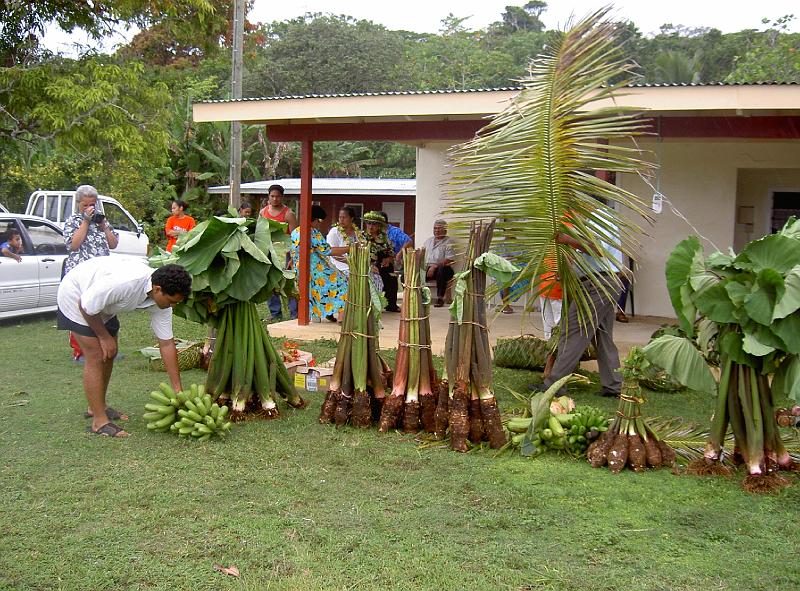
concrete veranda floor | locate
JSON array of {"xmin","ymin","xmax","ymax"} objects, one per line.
[{"xmin": 269, "ymin": 300, "xmax": 672, "ymax": 371}]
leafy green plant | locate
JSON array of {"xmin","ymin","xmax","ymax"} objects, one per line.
[
  {"xmin": 643, "ymin": 218, "xmax": 800, "ymax": 491},
  {"xmin": 150, "ymin": 211, "xmax": 305, "ymax": 418}
]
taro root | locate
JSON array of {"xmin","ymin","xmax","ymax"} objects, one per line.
[
  {"xmin": 643, "ymin": 436, "xmax": 663, "ymax": 468},
  {"xmin": 607, "ymin": 433, "xmax": 630, "ymax": 474},
  {"xmin": 321, "ymin": 244, "xmax": 389, "ymax": 429},
  {"xmin": 379, "ymin": 248, "xmax": 439, "ymax": 434},
  {"xmin": 443, "ymin": 220, "xmax": 507, "ymax": 451},
  {"xmin": 628, "ymin": 434, "xmax": 647, "ymax": 472},
  {"xmin": 586, "ymin": 348, "xmax": 677, "ymax": 473}
]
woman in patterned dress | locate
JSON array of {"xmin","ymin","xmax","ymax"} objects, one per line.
[{"xmin": 290, "ymin": 205, "xmax": 347, "ymax": 322}]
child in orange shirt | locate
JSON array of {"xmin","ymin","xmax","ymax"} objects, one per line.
[{"xmin": 164, "ymin": 199, "xmax": 196, "ymax": 252}]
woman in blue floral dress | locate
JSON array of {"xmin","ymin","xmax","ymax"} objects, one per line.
[{"xmin": 290, "ymin": 205, "xmax": 348, "ymax": 322}]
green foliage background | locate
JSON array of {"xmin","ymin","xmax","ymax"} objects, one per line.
[{"xmin": 1, "ymin": 3, "xmax": 798, "ymax": 248}]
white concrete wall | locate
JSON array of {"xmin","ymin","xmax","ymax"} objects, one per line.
[
  {"xmin": 619, "ymin": 140, "xmax": 800, "ymax": 318},
  {"xmin": 734, "ymin": 168, "xmax": 800, "ymax": 251},
  {"xmin": 415, "ymin": 142, "xmax": 455, "ymax": 246},
  {"xmin": 416, "ymin": 138, "xmax": 800, "ymax": 319}
]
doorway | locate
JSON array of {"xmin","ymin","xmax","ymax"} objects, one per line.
[{"xmin": 772, "ymin": 191, "xmax": 800, "ymax": 233}]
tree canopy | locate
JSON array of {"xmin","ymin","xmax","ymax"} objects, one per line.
[{"xmin": 0, "ymin": 2, "xmax": 798, "ymax": 245}]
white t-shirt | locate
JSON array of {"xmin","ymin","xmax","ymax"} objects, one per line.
[
  {"xmin": 326, "ymin": 227, "xmax": 351, "ymax": 273},
  {"xmin": 57, "ymin": 257, "xmax": 174, "ymax": 340}
]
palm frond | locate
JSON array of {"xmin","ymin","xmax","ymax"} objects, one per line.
[
  {"xmin": 444, "ymin": 7, "xmax": 655, "ymax": 329},
  {"xmin": 648, "ymin": 417, "xmax": 800, "ymax": 465}
]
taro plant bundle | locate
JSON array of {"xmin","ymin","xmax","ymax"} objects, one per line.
[
  {"xmin": 642, "ymin": 219, "xmax": 800, "ymax": 492},
  {"xmin": 444, "ymin": 219, "xmax": 518, "ymax": 451},
  {"xmin": 150, "ymin": 210, "xmax": 305, "ymax": 420},
  {"xmin": 586, "ymin": 348, "xmax": 677, "ymax": 473},
  {"xmin": 320, "ymin": 244, "xmax": 392, "ymax": 427},
  {"xmin": 379, "ymin": 248, "xmax": 439, "ymax": 433}
]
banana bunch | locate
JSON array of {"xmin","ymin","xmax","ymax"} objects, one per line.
[
  {"xmin": 173, "ymin": 389, "xmax": 232, "ymax": 442},
  {"xmin": 143, "ymin": 382, "xmax": 183, "ymax": 432},
  {"xmin": 504, "ymin": 405, "xmax": 609, "ymax": 456},
  {"xmin": 143, "ymin": 383, "xmax": 232, "ymax": 441},
  {"xmin": 559, "ymin": 405, "xmax": 609, "ymax": 455}
]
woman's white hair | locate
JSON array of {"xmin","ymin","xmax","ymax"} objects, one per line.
[{"xmin": 75, "ymin": 184, "xmax": 98, "ymax": 202}]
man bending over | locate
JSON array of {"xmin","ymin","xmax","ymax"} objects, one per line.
[{"xmin": 57, "ymin": 257, "xmax": 192, "ymax": 437}]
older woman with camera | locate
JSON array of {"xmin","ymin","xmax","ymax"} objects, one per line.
[
  {"xmin": 63, "ymin": 184, "xmax": 119, "ymax": 276},
  {"xmin": 63, "ymin": 184, "xmax": 119, "ymax": 364}
]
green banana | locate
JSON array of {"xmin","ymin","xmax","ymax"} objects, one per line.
[
  {"xmin": 158, "ymin": 383, "xmax": 176, "ymax": 399},
  {"xmin": 148, "ymin": 392, "xmax": 171, "ymax": 406}
]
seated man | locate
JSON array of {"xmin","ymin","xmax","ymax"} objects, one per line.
[
  {"xmin": 56, "ymin": 257, "xmax": 192, "ymax": 437},
  {"xmin": 0, "ymin": 229, "xmax": 24, "ymax": 262},
  {"xmin": 422, "ymin": 219, "xmax": 456, "ymax": 307}
]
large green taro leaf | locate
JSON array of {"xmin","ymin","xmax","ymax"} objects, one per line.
[{"xmin": 642, "ymin": 335, "xmax": 717, "ymax": 394}]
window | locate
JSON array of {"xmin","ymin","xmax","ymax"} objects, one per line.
[
  {"xmin": 102, "ymin": 202, "xmax": 135, "ymax": 232},
  {"xmin": 62, "ymin": 195, "xmax": 74, "ymax": 220},
  {"xmin": 20, "ymin": 219, "xmax": 67, "ymax": 255},
  {"xmin": 46, "ymin": 196, "xmax": 59, "ymax": 221},
  {"xmin": 31, "ymin": 196, "xmax": 44, "ymax": 218},
  {"xmin": 344, "ymin": 203, "xmax": 364, "ymax": 229},
  {"xmin": 0, "ymin": 219, "xmax": 23, "ymax": 251}
]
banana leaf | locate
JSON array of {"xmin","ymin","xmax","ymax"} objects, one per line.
[{"xmin": 149, "ymin": 211, "xmax": 290, "ymax": 325}]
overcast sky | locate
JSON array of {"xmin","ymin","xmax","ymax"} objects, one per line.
[
  {"xmin": 45, "ymin": 0, "xmax": 799, "ymax": 55},
  {"xmin": 249, "ymin": 0, "xmax": 799, "ymax": 36}
]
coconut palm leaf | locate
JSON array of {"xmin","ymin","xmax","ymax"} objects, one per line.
[{"xmin": 444, "ymin": 8, "xmax": 654, "ymax": 328}]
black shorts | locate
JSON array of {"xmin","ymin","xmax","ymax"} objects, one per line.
[{"xmin": 57, "ymin": 309, "xmax": 120, "ymax": 338}]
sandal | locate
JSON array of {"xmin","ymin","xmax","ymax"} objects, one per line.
[
  {"xmin": 83, "ymin": 406, "xmax": 128, "ymax": 421},
  {"xmin": 86, "ymin": 422, "xmax": 129, "ymax": 438}
]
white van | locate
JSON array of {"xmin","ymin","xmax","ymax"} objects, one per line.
[{"xmin": 26, "ymin": 190, "xmax": 149, "ymax": 259}]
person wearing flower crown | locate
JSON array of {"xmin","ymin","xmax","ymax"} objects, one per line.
[{"xmin": 363, "ymin": 210, "xmax": 399, "ymax": 311}]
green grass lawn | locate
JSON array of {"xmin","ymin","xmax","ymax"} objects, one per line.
[{"xmin": 1, "ymin": 311, "xmax": 798, "ymax": 591}]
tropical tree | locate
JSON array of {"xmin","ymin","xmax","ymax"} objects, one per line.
[
  {"xmin": 444, "ymin": 8, "xmax": 654, "ymax": 328},
  {"xmin": 726, "ymin": 16, "xmax": 800, "ymax": 83},
  {"xmin": 654, "ymin": 50, "xmax": 703, "ymax": 83},
  {"xmin": 1, "ymin": 0, "xmax": 215, "ymax": 65}
]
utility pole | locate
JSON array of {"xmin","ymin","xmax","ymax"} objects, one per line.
[{"xmin": 229, "ymin": 0, "xmax": 245, "ymax": 209}]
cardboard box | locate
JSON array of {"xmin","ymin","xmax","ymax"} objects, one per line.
[{"xmin": 295, "ymin": 364, "xmax": 334, "ymax": 392}]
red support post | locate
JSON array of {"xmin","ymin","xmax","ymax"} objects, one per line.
[{"xmin": 297, "ymin": 139, "xmax": 313, "ymax": 325}]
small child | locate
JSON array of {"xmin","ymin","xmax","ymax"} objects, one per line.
[{"xmin": 0, "ymin": 229, "xmax": 23, "ymax": 262}]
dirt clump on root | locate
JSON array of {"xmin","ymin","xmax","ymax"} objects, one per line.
[
  {"xmin": 319, "ymin": 390, "xmax": 338, "ymax": 424},
  {"xmin": 686, "ymin": 458, "xmax": 734, "ymax": 477},
  {"xmin": 403, "ymin": 401, "xmax": 421, "ymax": 433},
  {"xmin": 468, "ymin": 398, "xmax": 485, "ymax": 443},
  {"xmin": 350, "ymin": 390, "xmax": 372, "ymax": 428},
  {"xmin": 479, "ymin": 397, "xmax": 507, "ymax": 449},
  {"xmin": 419, "ymin": 392, "xmax": 437, "ymax": 433},
  {"xmin": 742, "ymin": 473, "xmax": 792, "ymax": 494},
  {"xmin": 433, "ymin": 380, "xmax": 449, "ymax": 439},
  {"xmin": 378, "ymin": 394, "xmax": 404, "ymax": 432},
  {"xmin": 449, "ymin": 383, "xmax": 470, "ymax": 452},
  {"xmin": 334, "ymin": 392, "xmax": 354, "ymax": 426}
]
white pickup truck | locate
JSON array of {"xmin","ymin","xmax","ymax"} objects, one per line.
[{"xmin": 25, "ymin": 190, "xmax": 149, "ymax": 259}]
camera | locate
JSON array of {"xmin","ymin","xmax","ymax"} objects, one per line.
[{"xmin": 91, "ymin": 213, "xmax": 105, "ymax": 224}]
